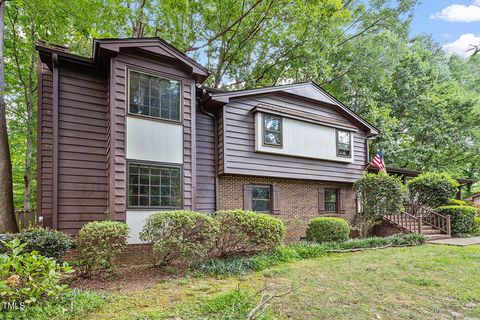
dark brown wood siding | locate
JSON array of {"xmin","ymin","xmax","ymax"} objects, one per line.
[
  {"xmin": 222, "ymin": 93, "xmax": 368, "ymax": 183},
  {"xmin": 195, "ymin": 108, "xmax": 216, "ymax": 212},
  {"xmin": 56, "ymin": 65, "xmax": 109, "ymax": 234},
  {"xmin": 114, "ymin": 51, "xmax": 196, "ymax": 210}
]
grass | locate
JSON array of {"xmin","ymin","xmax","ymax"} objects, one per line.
[
  {"xmin": 195, "ymin": 233, "xmax": 425, "ymax": 276},
  {"xmin": 0, "ymin": 289, "xmax": 106, "ymax": 320},
  {"xmin": 58, "ymin": 244, "xmax": 480, "ymax": 320}
]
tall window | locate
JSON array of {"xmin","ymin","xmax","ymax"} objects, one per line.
[
  {"xmin": 252, "ymin": 186, "xmax": 270, "ymax": 212},
  {"xmin": 324, "ymin": 189, "xmax": 338, "ymax": 212},
  {"xmin": 129, "ymin": 70, "xmax": 181, "ymax": 121},
  {"xmin": 263, "ymin": 115, "xmax": 282, "ymax": 146},
  {"xmin": 128, "ymin": 162, "xmax": 181, "ymax": 208},
  {"xmin": 337, "ymin": 130, "xmax": 351, "ymax": 157}
]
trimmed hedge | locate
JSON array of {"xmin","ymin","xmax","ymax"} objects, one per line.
[
  {"xmin": 436, "ymin": 205, "xmax": 477, "ymax": 235},
  {"xmin": 214, "ymin": 210, "xmax": 286, "ymax": 257},
  {"xmin": 140, "ymin": 210, "xmax": 219, "ymax": 266},
  {"xmin": 76, "ymin": 221, "xmax": 129, "ymax": 272},
  {"xmin": 306, "ymin": 217, "xmax": 350, "ymax": 243},
  {"xmin": 407, "ymin": 172, "xmax": 459, "ymax": 208},
  {"xmin": 0, "ymin": 228, "xmax": 72, "ymax": 262},
  {"xmin": 475, "ymin": 217, "xmax": 480, "ymax": 236}
]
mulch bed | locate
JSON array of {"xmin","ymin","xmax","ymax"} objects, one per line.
[{"xmin": 69, "ymin": 264, "xmax": 187, "ymax": 292}]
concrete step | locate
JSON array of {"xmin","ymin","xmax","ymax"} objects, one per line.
[
  {"xmin": 424, "ymin": 234, "xmax": 450, "ymax": 241},
  {"xmin": 421, "ymin": 229, "xmax": 442, "ymax": 235}
]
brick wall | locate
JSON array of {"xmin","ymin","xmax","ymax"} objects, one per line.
[
  {"xmin": 64, "ymin": 244, "xmax": 152, "ymax": 266},
  {"xmin": 219, "ymin": 175, "xmax": 358, "ymax": 242}
]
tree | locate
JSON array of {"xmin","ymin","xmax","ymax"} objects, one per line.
[{"xmin": 0, "ymin": 0, "xmax": 18, "ymax": 233}]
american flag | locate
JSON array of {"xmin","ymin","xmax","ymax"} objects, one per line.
[{"xmin": 371, "ymin": 149, "xmax": 386, "ymax": 172}]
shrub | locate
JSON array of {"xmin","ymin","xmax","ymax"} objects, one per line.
[
  {"xmin": 76, "ymin": 221, "xmax": 129, "ymax": 272},
  {"xmin": 436, "ymin": 205, "xmax": 477, "ymax": 235},
  {"xmin": 306, "ymin": 217, "xmax": 350, "ymax": 243},
  {"xmin": 214, "ymin": 210, "xmax": 286, "ymax": 257},
  {"xmin": 0, "ymin": 238, "xmax": 74, "ymax": 305},
  {"xmin": 407, "ymin": 172, "xmax": 459, "ymax": 208},
  {"xmin": 354, "ymin": 172, "xmax": 406, "ymax": 237},
  {"xmin": 140, "ymin": 210, "xmax": 219, "ymax": 266},
  {"xmin": 14, "ymin": 227, "xmax": 72, "ymax": 262},
  {"xmin": 446, "ymin": 199, "xmax": 470, "ymax": 206},
  {"xmin": 474, "ymin": 217, "xmax": 480, "ymax": 236}
]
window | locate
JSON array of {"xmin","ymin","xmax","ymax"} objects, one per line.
[
  {"xmin": 128, "ymin": 162, "xmax": 181, "ymax": 208},
  {"xmin": 252, "ymin": 186, "xmax": 271, "ymax": 212},
  {"xmin": 263, "ymin": 115, "xmax": 282, "ymax": 146},
  {"xmin": 337, "ymin": 130, "xmax": 351, "ymax": 157},
  {"xmin": 324, "ymin": 189, "xmax": 338, "ymax": 212},
  {"xmin": 128, "ymin": 70, "xmax": 181, "ymax": 121}
]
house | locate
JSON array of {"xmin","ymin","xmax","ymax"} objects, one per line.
[
  {"xmin": 465, "ymin": 193, "xmax": 480, "ymax": 206},
  {"xmin": 36, "ymin": 38, "xmax": 379, "ymax": 243}
]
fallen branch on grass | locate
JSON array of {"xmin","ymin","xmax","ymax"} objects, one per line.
[{"xmin": 325, "ymin": 243, "xmax": 422, "ymax": 253}]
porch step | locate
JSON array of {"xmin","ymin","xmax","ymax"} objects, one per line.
[
  {"xmin": 424, "ymin": 234, "xmax": 451, "ymax": 241},
  {"xmin": 421, "ymin": 228, "xmax": 442, "ymax": 235}
]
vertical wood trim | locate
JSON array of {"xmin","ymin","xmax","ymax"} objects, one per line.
[
  {"xmin": 243, "ymin": 185, "xmax": 252, "ymax": 210},
  {"xmin": 222, "ymin": 106, "xmax": 227, "ymax": 173},
  {"xmin": 191, "ymin": 82, "xmax": 197, "ymax": 210},
  {"xmin": 272, "ymin": 185, "xmax": 280, "ymax": 215},
  {"xmin": 108, "ymin": 57, "xmax": 117, "ymax": 220},
  {"xmin": 318, "ymin": 188, "xmax": 325, "ymax": 213},
  {"xmin": 214, "ymin": 113, "xmax": 219, "ymax": 211},
  {"xmin": 339, "ymin": 189, "xmax": 346, "ymax": 214},
  {"xmin": 52, "ymin": 53, "xmax": 59, "ymax": 229},
  {"xmin": 36, "ymin": 56, "xmax": 43, "ymax": 226}
]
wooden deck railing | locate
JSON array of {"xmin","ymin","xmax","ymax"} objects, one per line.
[
  {"xmin": 383, "ymin": 211, "xmax": 422, "ymax": 234},
  {"xmin": 405, "ymin": 202, "xmax": 451, "ymax": 237}
]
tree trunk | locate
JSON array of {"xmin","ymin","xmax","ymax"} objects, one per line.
[{"xmin": 0, "ymin": 0, "xmax": 18, "ymax": 233}]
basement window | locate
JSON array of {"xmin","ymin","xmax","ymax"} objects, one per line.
[
  {"xmin": 128, "ymin": 70, "xmax": 181, "ymax": 122},
  {"xmin": 127, "ymin": 162, "xmax": 182, "ymax": 208}
]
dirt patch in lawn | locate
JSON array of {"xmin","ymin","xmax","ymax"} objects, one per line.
[{"xmin": 69, "ymin": 265, "xmax": 187, "ymax": 291}]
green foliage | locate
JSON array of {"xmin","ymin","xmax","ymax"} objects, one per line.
[
  {"xmin": 76, "ymin": 221, "xmax": 129, "ymax": 272},
  {"xmin": 14, "ymin": 227, "xmax": 72, "ymax": 261},
  {"xmin": 0, "ymin": 289, "xmax": 105, "ymax": 320},
  {"xmin": 195, "ymin": 233, "xmax": 424, "ymax": 276},
  {"xmin": 140, "ymin": 211, "xmax": 219, "ymax": 266},
  {"xmin": 0, "ymin": 238, "xmax": 74, "ymax": 305},
  {"xmin": 407, "ymin": 172, "xmax": 459, "ymax": 208},
  {"xmin": 474, "ymin": 217, "xmax": 480, "ymax": 236},
  {"xmin": 214, "ymin": 210, "xmax": 286, "ymax": 257},
  {"xmin": 446, "ymin": 199, "xmax": 471, "ymax": 206},
  {"xmin": 436, "ymin": 205, "xmax": 477, "ymax": 236},
  {"xmin": 306, "ymin": 217, "xmax": 350, "ymax": 243},
  {"xmin": 354, "ymin": 172, "xmax": 406, "ymax": 237}
]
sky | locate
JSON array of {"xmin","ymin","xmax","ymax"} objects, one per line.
[{"xmin": 410, "ymin": 0, "xmax": 480, "ymax": 57}]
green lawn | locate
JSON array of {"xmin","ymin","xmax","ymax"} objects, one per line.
[{"xmin": 75, "ymin": 244, "xmax": 480, "ymax": 319}]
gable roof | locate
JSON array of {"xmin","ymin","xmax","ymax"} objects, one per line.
[
  {"xmin": 37, "ymin": 38, "xmax": 209, "ymax": 83},
  {"xmin": 211, "ymin": 81, "xmax": 379, "ymax": 136}
]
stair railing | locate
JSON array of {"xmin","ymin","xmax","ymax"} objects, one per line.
[
  {"xmin": 405, "ymin": 202, "xmax": 451, "ymax": 237},
  {"xmin": 382, "ymin": 211, "xmax": 422, "ymax": 234}
]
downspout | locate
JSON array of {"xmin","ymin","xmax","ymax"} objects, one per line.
[
  {"xmin": 52, "ymin": 53, "xmax": 59, "ymax": 229},
  {"xmin": 199, "ymin": 89, "xmax": 220, "ymax": 211}
]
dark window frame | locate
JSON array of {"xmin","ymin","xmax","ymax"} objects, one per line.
[
  {"xmin": 324, "ymin": 188, "xmax": 338, "ymax": 213},
  {"xmin": 126, "ymin": 160, "xmax": 183, "ymax": 210},
  {"xmin": 336, "ymin": 129, "xmax": 352, "ymax": 158},
  {"xmin": 251, "ymin": 185, "xmax": 271, "ymax": 213},
  {"xmin": 127, "ymin": 68, "xmax": 183, "ymax": 124},
  {"xmin": 262, "ymin": 114, "xmax": 283, "ymax": 148}
]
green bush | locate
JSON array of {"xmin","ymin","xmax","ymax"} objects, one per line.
[
  {"xmin": 0, "ymin": 238, "xmax": 74, "ymax": 305},
  {"xmin": 306, "ymin": 217, "xmax": 350, "ymax": 243},
  {"xmin": 407, "ymin": 172, "xmax": 459, "ymax": 208},
  {"xmin": 140, "ymin": 210, "xmax": 219, "ymax": 266},
  {"xmin": 446, "ymin": 199, "xmax": 470, "ymax": 206},
  {"xmin": 214, "ymin": 210, "xmax": 286, "ymax": 257},
  {"xmin": 474, "ymin": 217, "xmax": 480, "ymax": 236},
  {"xmin": 354, "ymin": 172, "xmax": 406, "ymax": 237},
  {"xmin": 76, "ymin": 221, "xmax": 129, "ymax": 272},
  {"xmin": 436, "ymin": 205, "xmax": 477, "ymax": 235},
  {"xmin": 14, "ymin": 227, "xmax": 72, "ymax": 262}
]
